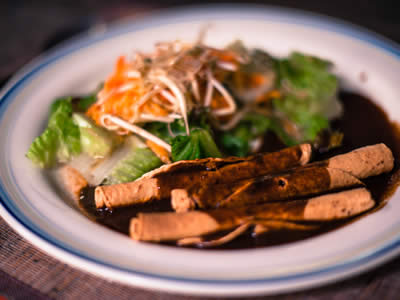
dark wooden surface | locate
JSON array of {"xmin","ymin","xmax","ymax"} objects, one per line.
[{"xmin": 1, "ymin": 1, "xmax": 400, "ymax": 299}]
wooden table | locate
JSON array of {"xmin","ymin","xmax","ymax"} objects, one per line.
[{"xmin": 1, "ymin": 1, "xmax": 399, "ymax": 299}]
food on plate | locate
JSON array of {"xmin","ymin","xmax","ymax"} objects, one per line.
[
  {"xmin": 27, "ymin": 39, "xmax": 342, "ymax": 172},
  {"xmin": 172, "ymin": 144, "xmax": 393, "ymax": 211},
  {"xmin": 58, "ymin": 165, "xmax": 88, "ymax": 200},
  {"xmin": 130, "ymin": 188, "xmax": 373, "ymax": 243},
  {"xmin": 251, "ymin": 221, "xmax": 319, "ymax": 237},
  {"xmin": 26, "ymin": 37, "xmax": 400, "ymax": 249},
  {"xmin": 94, "ymin": 143, "xmax": 312, "ymax": 209}
]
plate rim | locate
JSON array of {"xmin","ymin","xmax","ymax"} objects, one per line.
[{"xmin": 1, "ymin": 4, "xmax": 400, "ymax": 296}]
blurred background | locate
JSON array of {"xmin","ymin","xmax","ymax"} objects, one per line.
[{"xmin": 1, "ymin": 0, "xmax": 399, "ymax": 85}]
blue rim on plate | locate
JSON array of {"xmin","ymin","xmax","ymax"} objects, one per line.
[{"xmin": 1, "ymin": 4, "xmax": 400, "ymax": 295}]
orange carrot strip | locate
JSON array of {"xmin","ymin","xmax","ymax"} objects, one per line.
[{"xmin": 146, "ymin": 140, "xmax": 171, "ymax": 164}]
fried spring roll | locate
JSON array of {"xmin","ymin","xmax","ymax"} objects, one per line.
[
  {"xmin": 326, "ymin": 143, "xmax": 394, "ymax": 178},
  {"xmin": 130, "ymin": 188, "xmax": 374, "ymax": 242},
  {"xmin": 58, "ymin": 166, "xmax": 88, "ymax": 201},
  {"xmin": 173, "ymin": 166, "xmax": 363, "ymax": 211},
  {"xmin": 95, "ymin": 144, "xmax": 312, "ymax": 209},
  {"xmin": 95, "ymin": 178, "xmax": 160, "ymax": 209},
  {"xmin": 172, "ymin": 143, "xmax": 394, "ymax": 211}
]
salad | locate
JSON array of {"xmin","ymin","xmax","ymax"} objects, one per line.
[{"xmin": 26, "ymin": 39, "xmax": 343, "ymax": 187}]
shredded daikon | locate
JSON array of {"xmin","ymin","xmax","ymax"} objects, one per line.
[
  {"xmin": 209, "ymin": 75, "xmax": 236, "ymax": 116},
  {"xmin": 190, "ymin": 76, "xmax": 201, "ymax": 102},
  {"xmin": 215, "ymin": 108, "xmax": 249, "ymax": 131},
  {"xmin": 139, "ymin": 113, "xmax": 180, "ymax": 123},
  {"xmin": 97, "ymin": 83, "xmax": 136, "ymax": 106},
  {"xmin": 125, "ymin": 70, "xmax": 141, "ymax": 78},
  {"xmin": 101, "ymin": 114, "xmax": 172, "ymax": 152},
  {"xmin": 150, "ymin": 72, "xmax": 190, "ymax": 135},
  {"xmin": 159, "ymin": 89, "xmax": 178, "ymax": 107},
  {"xmin": 203, "ymin": 71, "xmax": 214, "ymax": 108},
  {"xmin": 217, "ymin": 61, "xmax": 237, "ymax": 71}
]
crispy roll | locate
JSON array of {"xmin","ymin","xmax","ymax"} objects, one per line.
[
  {"xmin": 131, "ymin": 188, "xmax": 374, "ymax": 242},
  {"xmin": 172, "ymin": 143, "xmax": 393, "ymax": 211},
  {"xmin": 96, "ymin": 144, "xmax": 312, "ymax": 209},
  {"xmin": 58, "ymin": 166, "xmax": 88, "ymax": 201}
]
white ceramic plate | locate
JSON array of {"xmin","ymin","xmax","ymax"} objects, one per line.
[{"xmin": 1, "ymin": 5, "xmax": 400, "ymax": 297}]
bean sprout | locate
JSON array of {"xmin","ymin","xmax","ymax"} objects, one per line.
[{"xmin": 102, "ymin": 114, "xmax": 172, "ymax": 152}]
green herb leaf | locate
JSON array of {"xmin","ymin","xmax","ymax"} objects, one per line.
[
  {"xmin": 74, "ymin": 84, "xmax": 103, "ymax": 112},
  {"xmin": 76, "ymin": 94, "xmax": 97, "ymax": 112},
  {"xmin": 220, "ymin": 126, "xmax": 251, "ymax": 157},
  {"xmin": 219, "ymin": 113, "xmax": 271, "ymax": 157},
  {"xmin": 145, "ymin": 108, "xmax": 213, "ymax": 144},
  {"xmin": 171, "ymin": 128, "xmax": 222, "ymax": 162}
]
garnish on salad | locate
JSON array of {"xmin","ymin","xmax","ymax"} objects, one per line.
[
  {"xmin": 26, "ymin": 38, "xmax": 400, "ymax": 249},
  {"xmin": 27, "ymin": 39, "xmax": 342, "ymax": 176}
]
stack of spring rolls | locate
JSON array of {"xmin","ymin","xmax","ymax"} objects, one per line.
[{"xmin": 93, "ymin": 143, "xmax": 394, "ymax": 247}]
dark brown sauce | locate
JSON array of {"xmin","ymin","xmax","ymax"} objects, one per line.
[
  {"xmin": 79, "ymin": 188, "xmax": 172, "ymax": 235},
  {"xmin": 79, "ymin": 91, "xmax": 400, "ymax": 249}
]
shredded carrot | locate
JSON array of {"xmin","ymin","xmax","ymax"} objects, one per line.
[
  {"xmin": 256, "ymin": 90, "xmax": 281, "ymax": 104},
  {"xmin": 86, "ymin": 42, "xmax": 240, "ymax": 133},
  {"xmin": 210, "ymin": 49, "xmax": 239, "ymax": 63},
  {"xmin": 251, "ymin": 73, "xmax": 266, "ymax": 87},
  {"xmin": 146, "ymin": 140, "xmax": 171, "ymax": 164},
  {"xmin": 141, "ymin": 101, "xmax": 169, "ymax": 117},
  {"xmin": 210, "ymin": 94, "xmax": 229, "ymax": 110},
  {"xmin": 86, "ymin": 55, "xmax": 171, "ymax": 126}
]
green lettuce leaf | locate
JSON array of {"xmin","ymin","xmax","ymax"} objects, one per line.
[
  {"xmin": 72, "ymin": 113, "xmax": 119, "ymax": 158},
  {"xmin": 273, "ymin": 95, "xmax": 329, "ymax": 144},
  {"xmin": 26, "ymin": 98, "xmax": 81, "ymax": 168},
  {"xmin": 277, "ymin": 52, "xmax": 338, "ymax": 105},
  {"xmin": 104, "ymin": 147, "xmax": 162, "ymax": 185},
  {"xmin": 26, "ymin": 128, "xmax": 59, "ymax": 168},
  {"xmin": 273, "ymin": 52, "xmax": 339, "ymax": 143}
]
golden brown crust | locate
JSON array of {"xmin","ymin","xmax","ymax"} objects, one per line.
[
  {"xmin": 303, "ymin": 188, "xmax": 374, "ymax": 220},
  {"xmin": 195, "ymin": 166, "xmax": 362, "ymax": 209},
  {"xmin": 95, "ymin": 178, "xmax": 160, "ymax": 209},
  {"xmin": 130, "ymin": 188, "xmax": 374, "ymax": 242},
  {"xmin": 327, "ymin": 143, "xmax": 394, "ymax": 178},
  {"xmin": 97, "ymin": 143, "xmax": 312, "ymax": 209},
  {"xmin": 170, "ymin": 189, "xmax": 196, "ymax": 212},
  {"xmin": 130, "ymin": 211, "xmax": 221, "ymax": 242},
  {"xmin": 143, "ymin": 143, "xmax": 311, "ymax": 180},
  {"xmin": 327, "ymin": 168, "xmax": 363, "ymax": 189},
  {"xmin": 172, "ymin": 144, "xmax": 391, "ymax": 210},
  {"xmin": 58, "ymin": 166, "xmax": 88, "ymax": 201},
  {"xmin": 299, "ymin": 143, "xmax": 313, "ymax": 165},
  {"xmin": 252, "ymin": 220, "xmax": 319, "ymax": 236}
]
